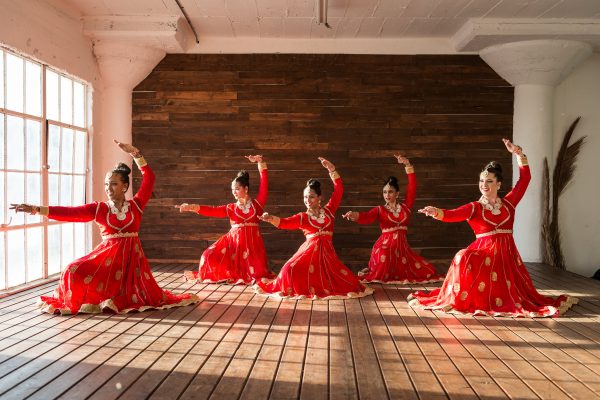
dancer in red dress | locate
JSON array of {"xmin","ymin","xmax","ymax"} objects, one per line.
[
  {"xmin": 11, "ymin": 140, "xmax": 199, "ymax": 315},
  {"xmin": 409, "ymin": 139, "xmax": 578, "ymax": 317},
  {"xmin": 255, "ymin": 158, "xmax": 373, "ymax": 299},
  {"xmin": 176, "ymin": 155, "xmax": 275, "ymax": 284},
  {"xmin": 343, "ymin": 155, "xmax": 443, "ymax": 284}
]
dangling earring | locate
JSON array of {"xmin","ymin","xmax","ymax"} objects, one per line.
[{"xmin": 123, "ymin": 188, "xmax": 127, "ymax": 192}]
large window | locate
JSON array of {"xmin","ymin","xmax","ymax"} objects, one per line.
[{"xmin": 0, "ymin": 47, "xmax": 91, "ymax": 291}]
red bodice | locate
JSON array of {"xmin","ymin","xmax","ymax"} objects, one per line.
[
  {"xmin": 277, "ymin": 176, "xmax": 343, "ymax": 236},
  {"xmin": 46, "ymin": 164, "xmax": 155, "ymax": 236},
  {"xmin": 196, "ymin": 169, "xmax": 268, "ymax": 225},
  {"xmin": 440, "ymin": 165, "xmax": 531, "ymax": 236},
  {"xmin": 356, "ymin": 171, "xmax": 416, "ymax": 230}
]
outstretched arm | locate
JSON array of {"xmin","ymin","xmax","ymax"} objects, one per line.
[
  {"xmin": 11, "ymin": 202, "xmax": 98, "ymax": 222},
  {"xmin": 419, "ymin": 203, "xmax": 475, "ymax": 223},
  {"xmin": 175, "ymin": 203, "xmax": 229, "ymax": 218},
  {"xmin": 259, "ymin": 212, "xmax": 302, "ymax": 230},
  {"xmin": 343, "ymin": 207, "xmax": 379, "ymax": 225}
]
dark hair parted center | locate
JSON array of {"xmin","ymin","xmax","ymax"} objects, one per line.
[
  {"xmin": 481, "ymin": 161, "xmax": 503, "ymax": 182},
  {"xmin": 384, "ymin": 176, "xmax": 400, "ymax": 191},
  {"xmin": 306, "ymin": 178, "xmax": 322, "ymax": 196},
  {"xmin": 233, "ymin": 170, "xmax": 250, "ymax": 188}
]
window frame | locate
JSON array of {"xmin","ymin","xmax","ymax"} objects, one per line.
[{"xmin": 0, "ymin": 46, "xmax": 92, "ymax": 293}]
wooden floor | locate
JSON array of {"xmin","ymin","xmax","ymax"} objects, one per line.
[{"xmin": 0, "ymin": 263, "xmax": 599, "ymax": 400}]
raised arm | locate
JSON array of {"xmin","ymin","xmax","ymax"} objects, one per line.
[
  {"xmin": 503, "ymin": 142, "xmax": 530, "ymax": 207},
  {"xmin": 113, "ymin": 139, "xmax": 155, "ymax": 211},
  {"xmin": 319, "ymin": 158, "xmax": 343, "ymax": 214},
  {"xmin": 396, "ymin": 154, "xmax": 417, "ymax": 210},
  {"xmin": 132, "ymin": 159, "xmax": 155, "ymax": 210},
  {"xmin": 246, "ymin": 155, "xmax": 268, "ymax": 208}
]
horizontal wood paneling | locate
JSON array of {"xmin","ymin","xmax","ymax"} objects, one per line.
[{"xmin": 133, "ymin": 54, "xmax": 513, "ymax": 272}]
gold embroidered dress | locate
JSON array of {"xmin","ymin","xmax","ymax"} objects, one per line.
[
  {"xmin": 184, "ymin": 164, "xmax": 275, "ymax": 284},
  {"xmin": 408, "ymin": 157, "xmax": 577, "ymax": 317},
  {"xmin": 38, "ymin": 158, "xmax": 199, "ymax": 315}
]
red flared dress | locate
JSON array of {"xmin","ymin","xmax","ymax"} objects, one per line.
[
  {"xmin": 356, "ymin": 168, "xmax": 443, "ymax": 284},
  {"xmin": 254, "ymin": 174, "xmax": 373, "ymax": 300},
  {"xmin": 184, "ymin": 166, "xmax": 275, "ymax": 284},
  {"xmin": 408, "ymin": 158, "xmax": 578, "ymax": 317},
  {"xmin": 38, "ymin": 159, "xmax": 199, "ymax": 315}
]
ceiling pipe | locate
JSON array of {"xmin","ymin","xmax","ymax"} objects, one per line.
[
  {"xmin": 316, "ymin": 0, "xmax": 331, "ymax": 28},
  {"xmin": 174, "ymin": 0, "xmax": 200, "ymax": 43}
]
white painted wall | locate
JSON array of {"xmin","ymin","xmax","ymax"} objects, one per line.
[{"xmin": 553, "ymin": 54, "xmax": 600, "ymax": 277}]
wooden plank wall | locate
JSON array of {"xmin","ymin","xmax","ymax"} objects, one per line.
[{"xmin": 132, "ymin": 54, "xmax": 513, "ymax": 272}]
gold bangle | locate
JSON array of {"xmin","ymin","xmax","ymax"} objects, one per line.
[
  {"xmin": 329, "ymin": 170, "xmax": 340, "ymax": 180},
  {"xmin": 258, "ymin": 162, "xmax": 267, "ymax": 171},
  {"xmin": 405, "ymin": 165, "xmax": 414, "ymax": 174},
  {"xmin": 434, "ymin": 208, "xmax": 444, "ymax": 220},
  {"xmin": 134, "ymin": 156, "xmax": 147, "ymax": 168},
  {"xmin": 517, "ymin": 154, "xmax": 528, "ymax": 167},
  {"xmin": 271, "ymin": 216, "xmax": 280, "ymax": 227},
  {"xmin": 39, "ymin": 206, "xmax": 49, "ymax": 216}
]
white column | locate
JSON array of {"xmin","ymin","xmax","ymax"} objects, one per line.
[
  {"xmin": 89, "ymin": 40, "xmax": 165, "ymax": 245},
  {"xmin": 480, "ymin": 40, "xmax": 591, "ymax": 262}
]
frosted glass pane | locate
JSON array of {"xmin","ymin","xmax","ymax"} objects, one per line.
[
  {"xmin": 48, "ymin": 224, "xmax": 61, "ymax": 275},
  {"xmin": 47, "ymin": 124, "xmax": 60, "ymax": 172},
  {"xmin": 60, "ymin": 175, "xmax": 72, "ymax": 206},
  {"xmin": 74, "ymin": 223, "xmax": 86, "ymax": 259},
  {"xmin": 0, "ymin": 52, "xmax": 4, "ymax": 108},
  {"xmin": 0, "ymin": 114, "xmax": 4, "ymax": 168},
  {"xmin": 7, "ymin": 229, "xmax": 25, "ymax": 287},
  {"xmin": 61, "ymin": 128, "xmax": 74, "ymax": 173},
  {"xmin": 6, "ymin": 53, "xmax": 24, "ymax": 113},
  {"xmin": 26, "ymin": 173, "xmax": 41, "ymax": 224},
  {"xmin": 61, "ymin": 223, "xmax": 74, "ymax": 267},
  {"xmin": 27, "ymin": 227, "xmax": 43, "ymax": 281},
  {"xmin": 73, "ymin": 175, "xmax": 86, "ymax": 205},
  {"xmin": 25, "ymin": 61, "xmax": 41, "ymax": 117},
  {"xmin": 46, "ymin": 70, "xmax": 59, "ymax": 121},
  {"xmin": 7, "ymin": 172, "xmax": 25, "ymax": 226},
  {"xmin": 73, "ymin": 81, "xmax": 85, "ymax": 128},
  {"xmin": 60, "ymin": 76, "xmax": 73, "ymax": 124},
  {"xmin": 26, "ymin": 120, "xmax": 41, "ymax": 170},
  {"xmin": 0, "ymin": 232, "xmax": 5, "ymax": 290},
  {"xmin": 6, "ymin": 116, "xmax": 24, "ymax": 170},
  {"xmin": 49, "ymin": 174, "xmax": 59, "ymax": 205},
  {"xmin": 73, "ymin": 131, "xmax": 87, "ymax": 174}
]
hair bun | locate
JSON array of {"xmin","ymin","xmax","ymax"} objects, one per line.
[
  {"xmin": 114, "ymin": 162, "xmax": 131, "ymax": 175},
  {"xmin": 306, "ymin": 178, "xmax": 321, "ymax": 189},
  {"xmin": 237, "ymin": 170, "xmax": 249, "ymax": 180}
]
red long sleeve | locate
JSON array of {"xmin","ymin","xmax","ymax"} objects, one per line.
[
  {"xmin": 356, "ymin": 206, "xmax": 380, "ymax": 225},
  {"xmin": 197, "ymin": 205, "xmax": 229, "ymax": 218},
  {"xmin": 440, "ymin": 203, "xmax": 476, "ymax": 223},
  {"xmin": 404, "ymin": 171, "xmax": 416, "ymax": 210},
  {"xmin": 132, "ymin": 164, "xmax": 155, "ymax": 211},
  {"xmin": 325, "ymin": 177, "xmax": 343, "ymax": 214},
  {"xmin": 277, "ymin": 213, "xmax": 303, "ymax": 230},
  {"xmin": 47, "ymin": 202, "xmax": 99, "ymax": 222},
  {"xmin": 255, "ymin": 168, "xmax": 268, "ymax": 209},
  {"xmin": 504, "ymin": 165, "xmax": 531, "ymax": 207}
]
